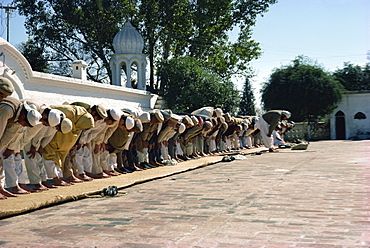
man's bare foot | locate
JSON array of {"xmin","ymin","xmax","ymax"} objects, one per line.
[
  {"xmin": 97, "ymin": 172, "xmax": 111, "ymax": 178},
  {"xmin": 19, "ymin": 183, "xmax": 37, "ymax": 193},
  {"xmin": 78, "ymin": 173, "xmax": 94, "ymax": 181},
  {"xmin": 135, "ymin": 163, "xmax": 147, "ymax": 170},
  {"xmin": 85, "ymin": 172, "xmax": 103, "ymax": 179},
  {"xmin": 269, "ymin": 148, "xmax": 279, "ymax": 152},
  {"xmin": 11, "ymin": 185, "xmax": 31, "ymax": 194},
  {"xmin": 0, "ymin": 193, "xmax": 7, "ymax": 199},
  {"xmin": 193, "ymin": 153, "xmax": 201, "ymax": 158},
  {"xmin": 61, "ymin": 177, "xmax": 74, "ymax": 185},
  {"xmin": 42, "ymin": 181, "xmax": 58, "ymax": 189},
  {"xmin": 103, "ymin": 170, "xmax": 119, "ymax": 176},
  {"xmin": 73, "ymin": 174, "xmax": 85, "ymax": 181},
  {"xmin": 136, "ymin": 166, "xmax": 144, "ymax": 171},
  {"xmin": 75, "ymin": 174, "xmax": 84, "ymax": 180},
  {"xmin": 33, "ymin": 183, "xmax": 49, "ymax": 191},
  {"xmin": 68, "ymin": 175, "xmax": 84, "ymax": 183},
  {"xmin": 0, "ymin": 187, "xmax": 18, "ymax": 197},
  {"xmin": 53, "ymin": 177, "xmax": 72, "ymax": 186}
]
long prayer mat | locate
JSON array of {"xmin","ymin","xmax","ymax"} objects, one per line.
[{"xmin": 0, "ymin": 148, "xmax": 268, "ymax": 219}]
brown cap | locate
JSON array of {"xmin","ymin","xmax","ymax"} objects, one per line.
[
  {"xmin": 182, "ymin": 115, "xmax": 194, "ymax": 126},
  {"xmin": 214, "ymin": 108, "xmax": 223, "ymax": 117},
  {"xmin": 132, "ymin": 119, "xmax": 143, "ymax": 132},
  {"xmin": 223, "ymin": 113, "xmax": 232, "ymax": 122},
  {"xmin": 220, "ymin": 122, "xmax": 228, "ymax": 130},
  {"xmin": 94, "ymin": 104, "xmax": 107, "ymax": 119},
  {"xmin": 160, "ymin": 109, "xmax": 172, "ymax": 120},
  {"xmin": 0, "ymin": 77, "xmax": 14, "ymax": 96},
  {"xmin": 152, "ymin": 110, "xmax": 164, "ymax": 122},
  {"xmin": 169, "ymin": 114, "xmax": 181, "ymax": 123},
  {"xmin": 190, "ymin": 115, "xmax": 199, "ymax": 126},
  {"xmin": 217, "ymin": 116, "xmax": 225, "ymax": 123}
]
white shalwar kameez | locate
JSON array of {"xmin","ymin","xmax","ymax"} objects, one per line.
[{"xmin": 255, "ymin": 117, "xmax": 273, "ymax": 149}]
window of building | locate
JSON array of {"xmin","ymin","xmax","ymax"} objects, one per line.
[{"xmin": 354, "ymin": 112, "xmax": 366, "ymax": 119}]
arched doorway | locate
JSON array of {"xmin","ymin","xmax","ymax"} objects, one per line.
[
  {"xmin": 335, "ymin": 111, "xmax": 346, "ymax": 140},
  {"xmin": 120, "ymin": 62, "xmax": 128, "ymax": 87}
]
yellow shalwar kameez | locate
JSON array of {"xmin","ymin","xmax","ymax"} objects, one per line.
[{"xmin": 43, "ymin": 105, "xmax": 94, "ymax": 177}]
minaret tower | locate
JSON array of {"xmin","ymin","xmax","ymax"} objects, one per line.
[{"xmin": 110, "ymin": 22, "xmax": 147, "ymax": 90}]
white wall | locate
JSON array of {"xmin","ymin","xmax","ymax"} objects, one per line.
[{"xmin": 0, "ymin": 38, "xmax": 157, "ymax": 111}]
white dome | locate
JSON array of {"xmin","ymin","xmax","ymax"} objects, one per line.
[{"xmin": 113, "ymin": 22, "xmax": 144, "ymax": 54}]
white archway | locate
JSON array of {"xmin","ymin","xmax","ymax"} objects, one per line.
[
  {"xmin": 110, "ymin": 54, "xmax": 147, "ymax": 90},
  {"xmin": 0, "ymin": 38, "xmax": 28, "ymax": 99}
]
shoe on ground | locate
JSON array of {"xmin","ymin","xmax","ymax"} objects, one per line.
[
  {"xmin": 155, "ymin": 162, "xmax": 165, "ymax": 166},
  {"xmin": 149, "ymin": 161, "xmax": 158, "ymax": 167},
  {"xmin": 142, "ymin": 162, "xmax": 155, "ymax": 169},
  {"xmin": 114, "ymin": 167, "xmax": 126, "ymax": 174},
  {"xmin": 135, "ymin": 163, "xmax": 147, "ymax": 170},
  {"xmin": 123, "ymin": 167, "xmax": 134, "ymax": 173}
]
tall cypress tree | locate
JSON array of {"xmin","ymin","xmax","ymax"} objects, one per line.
[{"xmin": 238, "ymin": 77, "xmax": 256, "ymax": 116}]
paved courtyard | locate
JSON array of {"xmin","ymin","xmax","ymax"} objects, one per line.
[{"xmin": 0, "ymin": 140, "xmax": 369, "ymax": 247}]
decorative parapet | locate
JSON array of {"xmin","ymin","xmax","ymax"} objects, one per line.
[
  {"xmin": 0, "ymin": 37, "xmax": 157, "ymax": 110},
  {"xmin": 285, "ymin": 122, "xmax": 330, "ymax": 141}
]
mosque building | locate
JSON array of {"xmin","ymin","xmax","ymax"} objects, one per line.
[{"xmin": 0, "ymin": 22, "xmax": 157, "ymax": 111}]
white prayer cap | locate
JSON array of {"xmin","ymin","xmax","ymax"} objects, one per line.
[
  {"xmin": 214, "ymin": 108, "xmax": 223, "ymax": 117},
  {"xmin": 27, "ymin": 109, "xmax": 42, "ymax": 127},
  {"xmin": 203, "ymin": 121, "xmax": 213, "ymax": 129},
  {"xmin": 48, "ymin": 109, "xmax": 63, "ymax": 127},
  {"xmin": 282, "ymin": 110, "xmax": 291, "ymax": 119},
  {"xmin": 177, "ymin": 123, "xmax": 186, "ymax": 134},
  {"xmin": 125, "ymin": 116, "xmax": 135, "ymax": 130},
  {"xmin": 109, "ymin": 108, "xmax": 123, "ymax": 121},
  {"xmin": 23, "ymin": 101, "xmax": 41, "ymax": 127},
  {"xmin": 139, "ymin": 112, "xmax": 151, "ymax": 123},
  {"xmin": 61, "ymin": 118, "xmax": 73, "ymax": 134}
]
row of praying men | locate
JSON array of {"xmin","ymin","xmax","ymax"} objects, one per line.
[{"xmin": 0, "ymin": 76, "xmax": 292, "ymax": 200}]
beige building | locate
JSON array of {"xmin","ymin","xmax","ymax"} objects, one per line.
[{"xmin": 329, "ymin": 91, "xmax": 370, "ymax": 140}]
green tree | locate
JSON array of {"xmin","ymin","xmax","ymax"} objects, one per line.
[
  {"xmin": 333, "ymin": 62, "xmax": 370, "ymax": 91},
  {"xmin": 261, "ymin": 56, "xmax": 344, "ymax": 122},
  {"xmin": 15, "ymin": 0, "xmax": 276, "ymax": 89},
  {"xmin": 137, "ymin": 0, "xmax": 193, "ymax": 91},
  {"xmin": 17, "ymin": 39, "xmax": 50, "ymax": 72},
  {"xmin": 238, "ymin": 77, "xmax": 256, "ymax": 116},
  {"xmin": 15, "ymin": 0, "xmax": 130, "ymax": 83},
  {"xmin": 159, "ymin": 56, "xmax": 240, "ymax": 114},
  {"xmin": 153, "ymin": 0, "xmax": 274, "ymax": 92}
]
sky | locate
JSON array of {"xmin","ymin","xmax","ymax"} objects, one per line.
[
  {"xmin": 247, "ymin": 0, "xmax": 370, "ymax": 99},
  {"xmin": 0, "ymin": 0, "xmax": 369, "ymax": 105}
]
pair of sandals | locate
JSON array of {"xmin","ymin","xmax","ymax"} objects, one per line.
[
  {"xmin": 221, "ymin": 155, "xmax": 236, "ymax": 162},
  {"xmin": 278, "ymin": 144, "xmax": 291, "ymax": 148},
  {"xmin": 101, "ymin": 186, "xmax": 118, "ymax": 196}
]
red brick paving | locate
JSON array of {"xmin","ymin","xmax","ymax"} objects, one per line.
[{"xmin": 0, "ymin": 140, "xmax": 369, "ymax": 247}]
